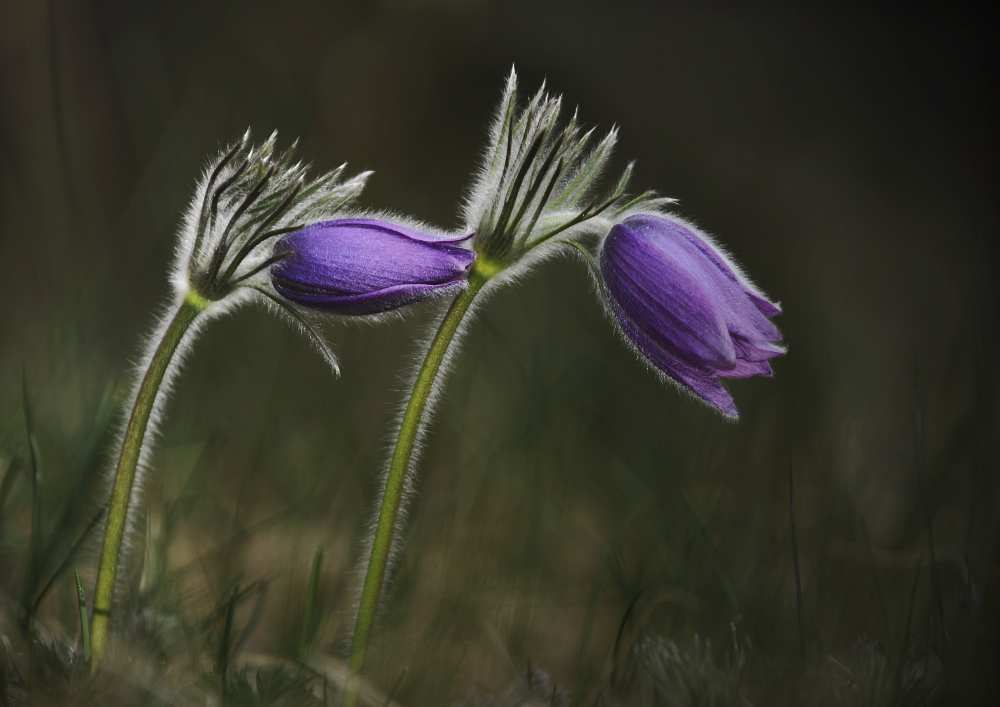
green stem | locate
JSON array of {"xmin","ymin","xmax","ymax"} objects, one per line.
[
  {"xmin": 346, "ymin": 267, "xmax": 491, "ymax": 703},
  {"xmin": 89, "ymin": 291, "xmax": 206, "ymax": 670}
]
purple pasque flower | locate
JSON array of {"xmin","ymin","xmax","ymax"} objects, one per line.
[
  {"xmin": 272, "ymin": 218, "xmax": 475, "ymax": 315},
  {"xmin": 600, "ymin": 213, "xmax": 784, "ymax": 419}
]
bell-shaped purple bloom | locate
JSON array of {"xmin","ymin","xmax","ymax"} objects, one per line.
[
  {"xmin": 272, "ymin": 218, "xmax": 475, "ymax": 315},
  {"xmin": 600, "ymin": 214, "xmax": 785, "ymax": 419}
]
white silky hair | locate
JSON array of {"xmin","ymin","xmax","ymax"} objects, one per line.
[
  {"xmin": 346, "ymin": 69, "xmax": 670, "ymax": 621},
  {"xmin": 346, "ymin": 70, "xmax": 788, "ymax": 633},
  {"xmin": 461, "ymin": 68, "xmax": 638, "ymax": 259},
  {"xmin": 345, "ymin": 257, "xmax": 611, "ymax": 624},
  {"xmin": 99, "ymin": 132, "xmax": 373, "ymax": 601},
  {"xmin": 347, "ymin": 282, "xmax": 495, "ymax": 622},
  {"xmin": 96, "ymin": 289, "xmax": 253, "ymax": 597},
  {"xmin": 170, "ymin": 129, "xmax": 372, "ymax": 300},
  {"xmin": 169, "ymin": 131, "xmax": 385, "ymax": 378}
]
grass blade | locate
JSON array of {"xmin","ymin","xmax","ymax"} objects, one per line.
[
  {"xmin": 217, "ymin": 583, "xmax": 240, "ymax": 696},
  {"xmin": 29, "ymin": 507, "xmax": 105, "ymax": 616},
  {"xmin": 0, "ymin": 456, "xmax": 21, "ymax": 518},
  {"xmin": 74, "ymin": 569, "xmax": 91, "ymax": 664},
  {"xmin": 20, "ymin": 370, "xmax": 43, "ymax": 622},
  {"xmin": 299, "ymin": 546, "xmax": 325, "ymax": 659},
  {"xmin": 788, "ymin": 463, "xmax": 806, "ymax": 662}
]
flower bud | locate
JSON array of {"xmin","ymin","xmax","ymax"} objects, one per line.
[
  {"xmin": 600, "ymin": 214, "xmax": 784, "ymax": 418},
  {"xmin": 272, "ymin": 218, "xmax": 475, "ymax": 315}
]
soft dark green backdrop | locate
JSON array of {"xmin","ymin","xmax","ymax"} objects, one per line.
[{"xmin": 1, "ymin": 2, "xmax": 996, "ymax": 704}]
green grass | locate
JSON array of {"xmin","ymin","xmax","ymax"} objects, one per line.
[{"xmin": 0, "ymin": 303, "xmax": 996, "ymax": 706}]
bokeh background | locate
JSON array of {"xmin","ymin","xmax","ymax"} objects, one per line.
[{"xmin": 1, "ymin": 2, "xmax": 997, "ymax": 704}]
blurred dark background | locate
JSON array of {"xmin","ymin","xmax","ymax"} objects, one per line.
[{"xmin": 1, "ymin": 2, "xmax": 997, "ymax": 704}]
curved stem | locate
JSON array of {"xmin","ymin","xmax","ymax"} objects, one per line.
[
  {"xmin": 346, "ymin": 268, "xmax": 490, "ymax": 702},
  {"xmin": 90, "ymin": 292, "xmax": 206, "ymax": 670}
]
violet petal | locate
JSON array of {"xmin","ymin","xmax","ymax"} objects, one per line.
[
  {"xmin": 600, "ymin": 213, "xmax": 784, "ymax": 417},
  {"xmin": 272, "ymin": 219, "xmax": 474, "ymax": 315}
]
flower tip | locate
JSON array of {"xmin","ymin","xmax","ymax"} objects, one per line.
[
  {"xmin": 748, "ymin": 292, "xmax": 782, "ymax": 318},
  {"xmin": 691, "ymin": 381, "xmax": 739, "ymax": 420}
]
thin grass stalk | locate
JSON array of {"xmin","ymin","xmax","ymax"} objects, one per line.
[
  {"xmin": 30, "ymin": 507, "xmax": 104, "ymax": 617},
  {"xmin": 345, "ymin": 266, "xmax": 490, "ymax": 705},
  {"xmin": 74, "ymin": 569, "xmax": 91, "ymax": 663},
  {"xmin": 22, "ymin": 373, "xmax": 42, "ymax": 622},
  {"xmin": 894, "ymin": 559, "xmax": 923, "ymax": 703},
  {"xmin": 300, "ymin": 546, "xmax": 325, "ymax": 659},
  {"xmin": 90, "ymin": 291, "xmax": 207, "ymax": 669},
  {"xmin": 217, "ymin": 584, "xmax": 239, "ymax": 698},
  {"xmin": 0, "ymin": 456, "xmax": 20, "ymax": 516},
  {"xmin": 788, "ymin": 463, "xmax": 806, "ymax": 662}
]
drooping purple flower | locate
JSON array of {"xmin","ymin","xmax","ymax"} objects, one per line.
[
  {"xmin": 600, "ymin": 213, "xmax": 785, "ymax": 419},
  {"xmin": 272, "ymin": 218, "xmax": 475, "ymax": 315}
]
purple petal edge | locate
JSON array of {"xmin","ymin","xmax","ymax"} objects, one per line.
[
  {"xmin": 310, "ymin": 218, "xmax": 474, "ymax": 245},
  {"xmin": 273, "ymin": 279, "xmax": 467, "ymax": 316},
  {"xmin": 616, "ymin": 307, "xmax": 739, "ymax": 419}
]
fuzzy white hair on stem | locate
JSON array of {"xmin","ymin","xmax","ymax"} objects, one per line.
[
  {"xmin": 89, "ymin": 131, "xmax": 372, "ymax": 669},
  {"xmin": 101, "ymin": 288, "xmax": 254, "ymax": 589},
  {"xmin": 347, "ymin": 279, "xmax": 496, "ymax": 620},
  {"xmin": 130, "ymin": 127, "xmax": 375, "ymax": 501},
  {"xmin": 343, "ymin": 68, "xmax": 784, "ymax": 695},
  {"xmin": 346, "ymin": 69, "xmax": 663, "ymax": 652}
]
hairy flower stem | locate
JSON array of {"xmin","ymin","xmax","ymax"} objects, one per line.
[
  {"xmin": 346, "ymin": 264, "xmax": 493, "ymax": 703},
  {"xmin": 90, "ymin": 290, "xmax": 207, "ymax": 670}
]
